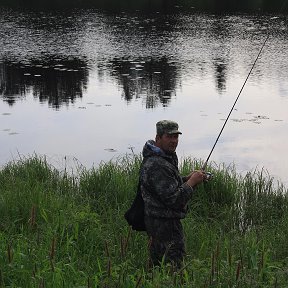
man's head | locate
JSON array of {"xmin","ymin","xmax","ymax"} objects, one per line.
[
  {"xmin": 155, "ymin": 120, "xmax": 182, "ymax": 153},
  {"xmin": 156, "ymin": 120, "xmax": 182, "ymax": 136}
]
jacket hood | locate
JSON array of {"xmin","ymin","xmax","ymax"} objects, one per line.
[
  {"xmin": 142, "ymin": 140, "xmax": 164, "ymax": 158},
  {"xmin": 142, "ymin": 140, "xmax": 178, "ymax": 163}
]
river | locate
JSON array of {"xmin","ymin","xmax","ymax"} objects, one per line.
[{"xmin": 1, "ymin": 7, "xmax": 288, "ymax": 185}]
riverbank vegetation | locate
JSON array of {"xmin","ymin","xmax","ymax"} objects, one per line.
[
  {"xmin": 1, "ymin": 155, "xmax": 288, "ymax": 287},
  {"xmin": 0, "ymin": 0, "xmax": 287, "ymax": 12}
]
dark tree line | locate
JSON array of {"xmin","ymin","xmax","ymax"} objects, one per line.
[{"xmin": 0, "ymin": 0, "xmax": 287, "ymax": 13}]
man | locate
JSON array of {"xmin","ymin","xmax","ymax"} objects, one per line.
[{"xmin": 140, "ymin": 120, "xmax": 206, "ymax": 269}]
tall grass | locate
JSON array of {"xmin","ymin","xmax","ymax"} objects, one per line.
[{"xmin": 0, "ymin": 155, "xmax": 288, "ymax": 287}]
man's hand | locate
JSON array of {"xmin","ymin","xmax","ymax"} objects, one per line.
[{"xmin": 186, "ymin": 170, "xmax": 206, "ymax": 188}]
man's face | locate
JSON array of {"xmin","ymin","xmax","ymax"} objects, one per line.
[{"xmin": 156, "ymin": 133, "xmax": 179, "ymax": 153}]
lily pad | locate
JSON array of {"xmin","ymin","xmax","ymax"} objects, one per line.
[
  {"xmin": 254, "ymin": 115, "xmax": 269, "ymax": 120},
  {"xmin": 104, "ymin": 148, "xmax": 117, "ymax": 152},
  {"xmin": 231, "ymin": 119, "xmax": 246, "ymax": 122}
]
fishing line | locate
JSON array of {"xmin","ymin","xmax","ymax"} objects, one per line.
[
  {"xmin": 202, "ymin": 35, "xmax": 269, "ymax": 170},
  {"xmin": 201, "ymin": 10, "xmax": 285, "ymax": 171}
]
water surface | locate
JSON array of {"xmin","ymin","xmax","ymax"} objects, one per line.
[{"xmin": 1, "ymin": 8, "xmax": 288, "ymax": 184}]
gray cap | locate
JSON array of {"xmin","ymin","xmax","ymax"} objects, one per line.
[{"xmin": 156, "ymin": 120, "xmax": 182, "ymax": 135}]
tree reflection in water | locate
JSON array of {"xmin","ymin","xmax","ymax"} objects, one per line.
[
  {"xmin": 0, "ymin": 56, "xmax": 89, "ymax": 109},
  {"xmin": 100, "ymin": 57, "xmax": 180, "ymax": 108}
]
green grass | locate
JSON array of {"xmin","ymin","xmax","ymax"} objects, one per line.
[{"xmin": 0, "ymin": 155, "xmax": 288, "ymax": 287}]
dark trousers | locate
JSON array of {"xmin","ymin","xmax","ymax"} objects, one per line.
[{"xmin": 144, "ymin": 216, "xmax": 185, "ymax": 269}]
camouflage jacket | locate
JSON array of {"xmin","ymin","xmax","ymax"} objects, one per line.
[{"xmin": 140, "ymin": 140, "xmax": 194, "ymax": 219}]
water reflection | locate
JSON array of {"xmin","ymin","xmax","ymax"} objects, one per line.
[
  {"xmin": 102, "ymin": 57, "xmax": 180, "ymax": 108},
  {"xmin": 1, "ymin": 8, "xmax": 287, "ymax": 110},
  {"xmin": 209, "ymin": 16, "xmax": 233, "ymax": 93},
  {"xmin": 213, "ymin": 58, "xmax": 227, "ymax": 92},
  {"xmin": 0, "ymin": 56, "xmax": 88, "ymax": 109},
  {"xmin": 0, "ymin": 7, "xmax": 288, "ymax": 185}
]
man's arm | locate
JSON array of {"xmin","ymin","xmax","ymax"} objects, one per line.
[{"xmin": 145, "ymin": 165, "xmax": 196, "ymax": 211}]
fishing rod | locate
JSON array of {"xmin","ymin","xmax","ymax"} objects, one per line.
[
  {"xmin": 202, "ymin": 1, "xmax": 288, "ymax": 173},
  {"xmin": 201, "ymin": 19, "xmax": 274, "ymax": 172}
]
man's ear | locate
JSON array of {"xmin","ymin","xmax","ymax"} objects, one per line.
[{"xmin": 155, "ymin": 134, "xmax": 161, "ymax": 142}]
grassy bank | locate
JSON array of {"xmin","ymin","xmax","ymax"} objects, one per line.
[{"xmin": 0, "ymin": 155, "xmax": 288, "ymax": 287}]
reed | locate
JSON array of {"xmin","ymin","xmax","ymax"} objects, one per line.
[{"xmin": 0, "ymin": 154, "xmax": 288, "ymax": 287}]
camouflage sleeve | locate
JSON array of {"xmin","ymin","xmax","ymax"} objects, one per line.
[
  {"xmin": 145, "ymin": 162, "xmax": 194, "ymax": 211},
  {"xmin": 182, "ymin": 176, "xmax": 189, "ymax": 182}
]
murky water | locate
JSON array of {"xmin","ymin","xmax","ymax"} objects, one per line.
[{"xmin": 1, "ymin": 8, "xmax": 288, "ymax": 184}]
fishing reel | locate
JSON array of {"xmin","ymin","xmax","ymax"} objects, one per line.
[{"xmin": 204, "ymin": 172, "xmax": 213, "ymax": 182}]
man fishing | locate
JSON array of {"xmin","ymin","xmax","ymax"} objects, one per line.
[{"xmin": 140, "ymin": 120, "xmax": 207, "ymax": 269}]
